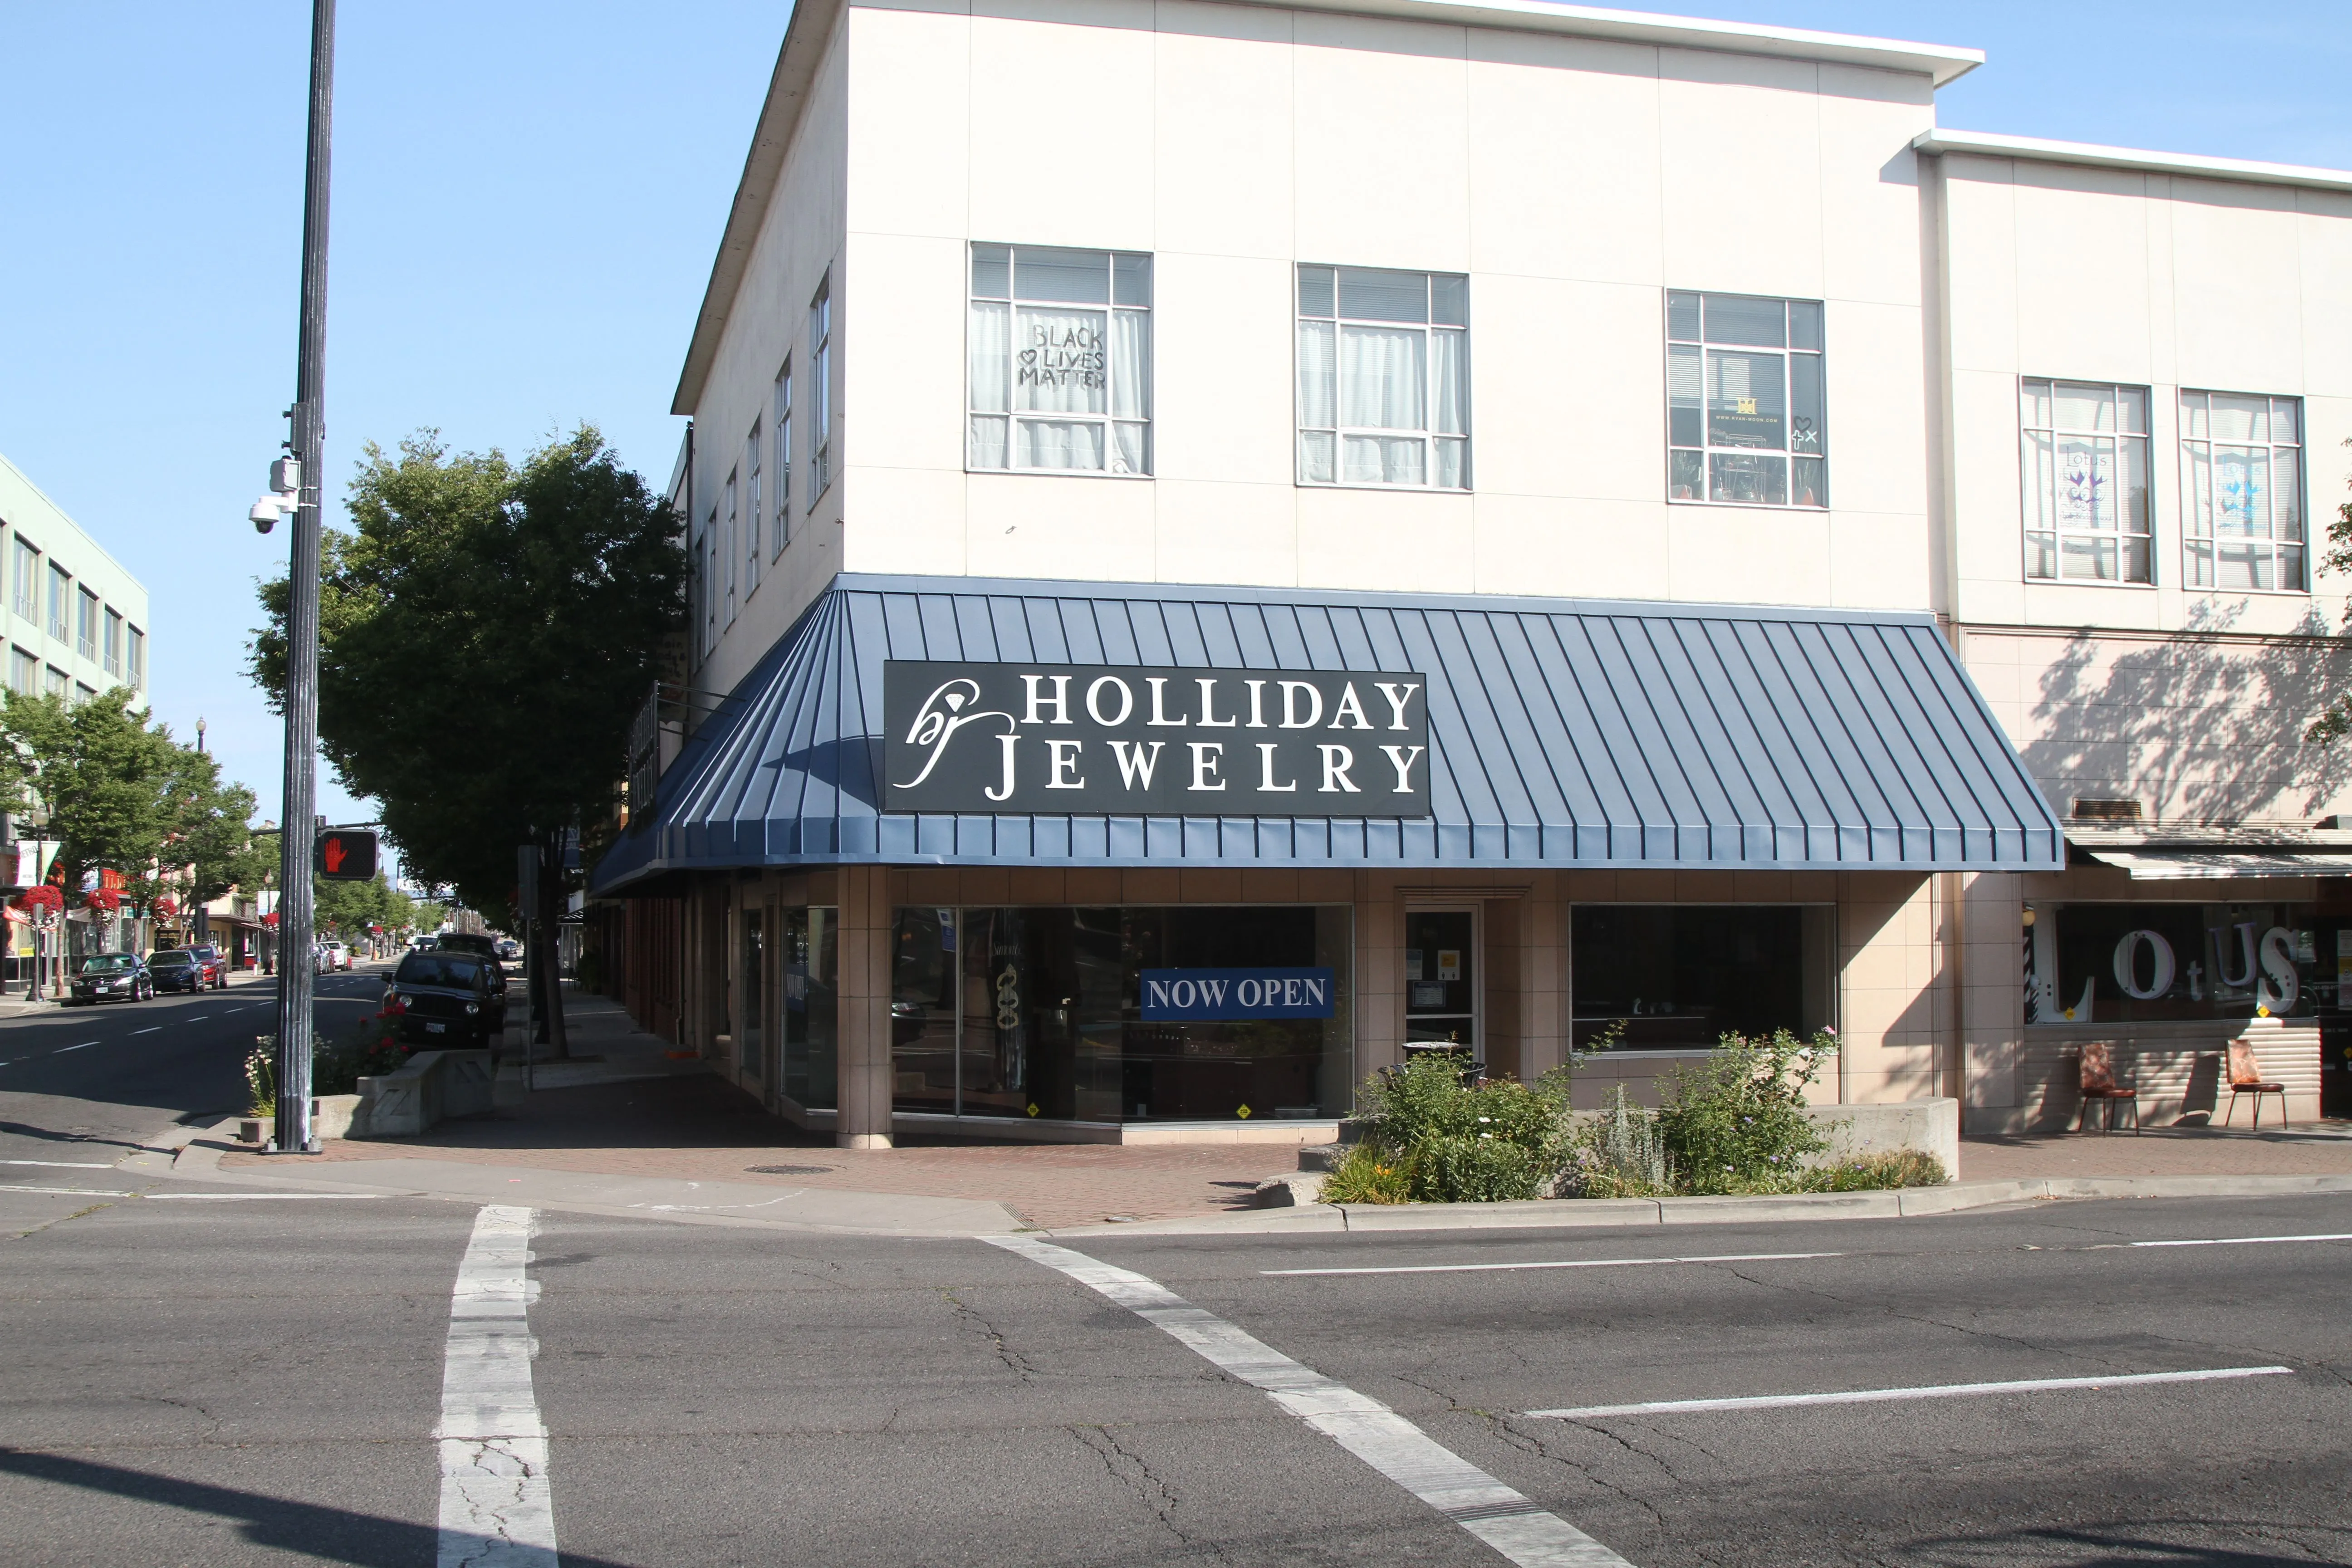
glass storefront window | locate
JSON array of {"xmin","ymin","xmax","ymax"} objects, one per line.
[
  {"xmin": 889, "ymin": 904, "xmax": 1353, "ymax": 1123},
  {"xmin": 2030, "ymin": 902, "xmax": 2334, "ymax": 1024},
  {"xmin": 781, "ymin": 906, "xmax": 838, "ymax": 1108},
  {"xmin": 1572, "ymin": 905, "xmax": 1835, "ymax": 1050},
  {"xmin": 740, "ymin": 908, "xmax": 764, "ymax": 1080}
]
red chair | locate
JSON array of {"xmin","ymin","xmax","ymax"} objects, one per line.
[
  {"xmin": 2223, "ymin": 1042, "xmax": 2288, "ymax": 1129},
  {"xmin": 2074, "ymin": 1042, "xmax": 2140, "ymax": 1134}
]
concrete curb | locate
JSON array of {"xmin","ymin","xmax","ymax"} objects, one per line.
[{"xmin": 1043, "ymin": 1173, "xmax": 2352, "ymax": 1237}]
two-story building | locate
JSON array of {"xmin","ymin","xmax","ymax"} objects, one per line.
[{"xmin": 592, "ymin": 0, "xmax": 2352, "ymax": 1147}]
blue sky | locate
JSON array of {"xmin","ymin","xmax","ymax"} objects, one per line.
[{"xmin": 2, "ymin": 0, "xmax": 2347, "ymax": 874}]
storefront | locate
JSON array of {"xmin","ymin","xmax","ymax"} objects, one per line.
[{"xmin": 592, "ymin": 574, "xmax": 2061, "ymax": 1147}]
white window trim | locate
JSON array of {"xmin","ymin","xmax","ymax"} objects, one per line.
[
  {"xmin": 2019, "ymin": 377, "xmax": 2155, "ymax": 588},
  {"xmin": 1664, "ymin": 290, "xmax": 1828, "ymax": 510},
  {"xmin": 2179, "ymin": 388, "xmax": 2308, "ymax": 596},
  {"xmin": 1294, "ymin": 265, "xmax": 1470, "ymax": 492},
  {"xmin": 965, "ymin": 243, "xmax": 1154, "ymax": 479}
]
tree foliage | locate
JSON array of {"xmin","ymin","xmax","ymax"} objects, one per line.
[
  {"xmin": 2307, "ymin": 456, "xmax": 2352, "ymax": 744},
  {"xmin": 314, "ymin": 871, "xmax": 416, "ymax": 937},
  {"xmin": 249, "ymin": 427, "xmax": 685, "ymax": 919},
  {"xmin": 0, "ymin": 690, "xmax": 185, "ymax": 895}
]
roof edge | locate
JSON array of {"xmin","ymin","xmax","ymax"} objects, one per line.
[{"xmin": 1915, "ymin": 127, "xmax": 2352, "ymax": 194}]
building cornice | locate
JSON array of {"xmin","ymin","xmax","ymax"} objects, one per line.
[{"xmin": 1915, "ymin": 128, "xmax": 2352, "ymax": 195}]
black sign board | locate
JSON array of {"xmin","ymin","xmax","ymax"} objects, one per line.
[
  {"xmin": 315, "ymin": 829, "xmax": 378, "ymax": 882},
  {"xmin": 883, "ymin": 661, "xmax": 1431, "ymax": 818}
]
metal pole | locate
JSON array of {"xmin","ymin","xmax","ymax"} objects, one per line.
[{"xmin": 274, "ymin": 0, "xmax": 334, "ymax": 1156}]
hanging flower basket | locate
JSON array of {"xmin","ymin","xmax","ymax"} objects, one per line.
[
  {"xmin": 153, "ymin": 896, "xmax": 178, "ymax": 917},
  {"xmin": 83, "ymin": 888, "xmax": 122, "ymax": 913},
  {"xmin": 16, "ymin": 885, "xmax": 63, "ymax": 913}
]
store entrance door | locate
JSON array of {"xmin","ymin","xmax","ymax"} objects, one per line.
[{"xmin": 1404, "ymin": 907, "xmax": 1479, "ymax": 1066}]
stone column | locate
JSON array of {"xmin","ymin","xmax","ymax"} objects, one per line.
[{"xmin": 834, "ymin": 864, "xmax": 894, "ymax": 1149}]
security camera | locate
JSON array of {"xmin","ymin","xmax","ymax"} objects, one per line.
[{"xmin": 250, "ymin": 495, "xmax": 286, "ymax": 534}]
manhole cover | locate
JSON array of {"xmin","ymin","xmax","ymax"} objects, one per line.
[{"xmin": 747, "ymin": 1164, "xmax": 837, "ymax": 1176}]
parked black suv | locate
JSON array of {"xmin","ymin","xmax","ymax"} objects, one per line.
[{"xmin": 385, "ymin": 952, "xmax": 501, "ymax": 1049}]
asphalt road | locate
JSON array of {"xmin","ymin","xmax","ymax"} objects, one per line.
[
  {"xmin": 0, "ymin": 967, "xmax": 390, "ymax": 1167},
  {"xmin": 2, "ymin": 1173, "xmax": 2347, "ymax": 1567}
]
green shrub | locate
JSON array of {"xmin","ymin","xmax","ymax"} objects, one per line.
[
  {"xmin": 1317, "ymin": 1141, "xmax": 1411, "ymax": 1204},
  {"xmin": 1655, "ymin": 1028, "xmax": 1839, "ymax": 1196},
  {"xmin": 246, "ymin": 1012, "xmax": 412, "ymax": 1109},
  {"xmin": 1810, "ymin": 1149, "xmax": 1947, "ymax": 1191},
  {"xmin": 1411, "ymin": 1133, "xmax": 1543, "ymax": 1203},
  {"xmin": 245, "ymin": 1040, "xmax": 276, "ymax": 1117}
]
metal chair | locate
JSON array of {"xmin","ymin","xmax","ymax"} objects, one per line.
[
  {"xmin": 2074, "ymin": 1041, "xmax": 2140, "ymax": 1134},
  {"xmin": 2223, "ymin": 1041, "xmax": 2288, "ymax": 1129}
]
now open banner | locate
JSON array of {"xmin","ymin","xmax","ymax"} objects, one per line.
[{"xmin": 1139, "ymin": 966, "xmax": 1336, "ymax": 1021}]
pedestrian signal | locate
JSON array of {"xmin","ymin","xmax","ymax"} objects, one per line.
[{"xmin": 316, "ymin": 829, "xmax": 378, "ymax": 881}]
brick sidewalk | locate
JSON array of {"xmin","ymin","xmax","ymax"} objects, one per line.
[{"xmin": 218, "ymin": 1073, "xmax": 1303, "ymax": 1230}]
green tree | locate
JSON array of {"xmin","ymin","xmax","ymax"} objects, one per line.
[
  {"xmin": 0, "ymin": 688, "xmax": 183, "ymax": 901},
  {"xmin": 251, "ymin": 426, "xmax": 686, "ymax": 1051},
  {"xmin": 165, "ymin": 745, "xmax": 267, "ymax": 911},
  {"xmin": 2308, "ymin": 459, "xmax": 2352, "ymax": 744}
]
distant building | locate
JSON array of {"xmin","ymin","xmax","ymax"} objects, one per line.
[{"xmin": 0, "ymin": 454, "xmax": 149, "ymax": 707}]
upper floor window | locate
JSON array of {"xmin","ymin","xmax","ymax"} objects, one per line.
[
  {"xmin": 10, "ymin": 538, "xmax": 34, "ymax": 621},
  {"xmin": 45, "ymin": 665, "xmax": 65, "ymax": 701},
  {"xmin": 1667, "ymin": 292, "xmax": 1826, "ymax": 508},
  {"xmin": 745, "ymin": 422, "xmax": 762, "ymax": 595},
  {"xmin": 9, "ymin": 647, "xmax": 33, "ymax": 696},
  {"xmin": 76, "ymin": 587, "xmax": 98, "ymax": 661},
  {"xmin": 2022, "ymin": 379, "xmax": 2151, "ymax": 583},
  {"xmin": 103, "ymin": 608, "xmax": 122, "ymax": 677},
  {"xmin": 721, "ymin": 473, "xmax": 738, "ymax": 627},
  {"xmin": 46, "ymin": 564, "xmax": 69, "ymax": 642},
  {"xmin": 2181, "ymin": 391, "xmax": 2304, "ymax": 593},
  {"xmin": 809, "ymin": 275, "xmax": 833, "ymax": 498},
  {"xmin": 772, "ymin": 359, "xmax": 792, "ymax": 557},
  {"xmin": 1296, "ymin": 265, "xmax": 1468, "ymax": 490},
  {"xmin": 967, "ymin": 244, "xmax": 1152, "ymax": 476},
  {"xmin": 124, "ymin": 626, "xmax": 143, "ymax": 690}
]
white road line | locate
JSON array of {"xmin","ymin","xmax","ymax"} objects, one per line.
[
  {"xmin": 1266, "ymin": 1251, "xmax": 1838, "ymax": 1278},
  {"xmin": 0, "ymin": 1184, "xmax": 132, "ymax": 1197},
  {"xmin": 147, "ymin": 1192, "xmax": 387, "ymax": 1201},
  {"xmin": 131, "ymin": 1027, "xmax": 160, "ymax": 1035},
  {"xmin": 2129, "ymin": 1232, "xmax": 2352, "ymax": 1250},
  {"xmin": 4, "ymin": 1159, "xmax": 113, "ymax": 1169},
  {"xmin": 437, "ymin": 1205, "xmax": 558, "ymax": 1568},
  {"xmin": 53, "ymin": 1043, "xmax": 93, "ymax": 1053},
  {"xmin": 989, "ymin": 1233, "xmax": 1632, "ymax": 1568},
  {"xmin": 1529, "ymin": 1365, "xmax": 2296, "ymax": 1421}
]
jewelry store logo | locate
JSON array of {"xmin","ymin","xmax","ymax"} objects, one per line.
[{"xmin": 884, "ymin": 660, "xmax": 1431, "ymax": 818}]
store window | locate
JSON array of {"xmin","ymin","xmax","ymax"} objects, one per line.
[
  {"xmin": 2180, "ymin": 391, "xmax": 2304, "ymax": 593},
  {"xmin": 968, "ymin": 244, "xmax": 1152, "ymax": 476},
  {"xmin": 1296, "ymin": 265, "xmax": 1469, "ymax": 489},
  {"xmin": 740, "ymin": 907, "xmax": 764, "ymax": 1080},
  {"xmin": 1666, "ymin": 291, "xmax": 1827, "ymax": 508},
  {"xmin": 2027, "ymin": 901, "xmax": 2332, "ymax": 1024},
  {"xmin": 889, "ymin": 904, "xmax": 1352, "ymax": 1123},
  {"xmin": 2021, "ymin": 379, "xmax": 2151, "ymax": 583},
  {"xmin": 781, "ymin": 906, "xmax": 838, "ymax": 1109},
  {"xmin": 1572, "ymin": 905, "xmax": 1836, "ymax": 1050}
]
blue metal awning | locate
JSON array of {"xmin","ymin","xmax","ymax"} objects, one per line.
[{"xmin": 591, "ymin": 573, "xmax": 2062, "ymax": 892}]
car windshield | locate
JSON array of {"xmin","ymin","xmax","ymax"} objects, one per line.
[
  {"xmin": 438, "ymin": 936, "xmax": 496, "ymax": 956},
  {"xmin": 395, "ymin": 955, "xmax": 483, "ymax": 989},
  {"xmin": 150, "ymin": 951, "xmax": 191, "ymax": 966},
  {"xmin": 80, "ymin": 956, "xmax": 136, "ymax": 974}
]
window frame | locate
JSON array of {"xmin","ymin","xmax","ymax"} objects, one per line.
[
  {"xmin": 965, "ymin": 243, "xmax": 1154, "ymax": 479},
  {"xmin": 772, "ymin": 358, "xmax": 792, "ymax": 558},
  {"xmin": 10, "ymin": 647, "xmax": 35, "ymax": 696},
  {"xmin": 124, "ymin": 626, "xmax": 143, "ymax": 690},
  {"xmin": 46, "ymin": 563, "xmax": 68, "ymax": 642},
  {"xmin": 1664, "ymin": 290, "xmax": 1828, "ymax": 510},
  {"xmin": 2019, "ymin": 377, "xmax": 2155, "ymax": 586},
  {"xmin": 1294, "ymin": 264, "xmax": 1471, "ymax": 492},
  {"xmin": 10, "ymin": 538, "xmax": 35, "ymax": 622},
  {"xmin": 809, "ymin": 274, "xmax": 833, "ymax": 500},
  {"xmin": 2179, "ymin": 388, "xmax": 2307, "ymax": 595},
  {"xmin": 103, "ymin": 608, "xmax": 122, "ymax": 677},
  {"xmin": 75, "ymin": 587, "xmax": 98, "ymax": 661},
  {"xmin": 721, "ymin": 470, "xmax": 738, "ymax": 628},
  {"xmin": 745, "ymin": 421, "xmax": 762, "ymax": 597}
]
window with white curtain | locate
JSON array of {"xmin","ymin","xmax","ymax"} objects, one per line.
[
  {"xmin": 1666, "ymin": 291, "xmax": 1826, "ymax": 508},
  {"xmin": 772, "ymin": 359, "xmax": 792, "ymax": 557},
  {"xmin": 809, "ymin": 276, "xmax": 833, "ymax": 499},
  {"xmin": 968, "ymin": 244, "xmax": 1152, "ymax": 475},
  {"xmin": 2180, "ymin": 391, "xmax": 2304, "ymax": 592},
  {"xmin": 1295, "ymin": 266, "xmax": 1468, "ymax": 489},
  {"xmin": 745, "ymin": 422, "xmax": 762, "ymax": 596},
  {"xmin": 2021, "ymin": 379, "xmax": 2151, "ymax": 583}
]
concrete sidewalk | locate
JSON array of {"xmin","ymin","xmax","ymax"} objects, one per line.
[{"xmin": 207, "ymin": 985, "xmax": 2352, "ymax": 1231}]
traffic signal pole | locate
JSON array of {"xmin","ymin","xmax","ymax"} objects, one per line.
[{"xmin": 273, "ymin": 0, "xmax": 334, "ymax": 1156}]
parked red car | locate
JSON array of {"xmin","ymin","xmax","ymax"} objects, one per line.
[{"xmin": 185, "ymin": 945, "xmax": 230, "ymax": 990}]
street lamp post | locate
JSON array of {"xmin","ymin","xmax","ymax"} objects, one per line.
[{"xmin": 272, "ymin": 0, "xmax": 335, "ymax": 1156}]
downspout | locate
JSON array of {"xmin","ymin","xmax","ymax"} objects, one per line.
[{"xmin": 1920, "ymin": 141, "xmax": 1969, "ymax": 1103}]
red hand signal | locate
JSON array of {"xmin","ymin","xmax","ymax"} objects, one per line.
[{"xmin": 323, "ymin": 836, "xmax": 346, "ymax": 874}]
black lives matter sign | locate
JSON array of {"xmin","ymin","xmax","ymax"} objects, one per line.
[{"xmin": 883, "ymin": 662, "xmax": 1431, "ymax": 818}]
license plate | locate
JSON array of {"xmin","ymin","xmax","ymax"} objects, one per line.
[{"xmin": 425, "ymin": 1021, "xmax": 447, "ymax": 1034}]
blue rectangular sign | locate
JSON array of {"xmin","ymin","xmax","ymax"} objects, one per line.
[{"xmin": 1139, "ymin": 966, "xmax": 1336, "ymax": 1021}]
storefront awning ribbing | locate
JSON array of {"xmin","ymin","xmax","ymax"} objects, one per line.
[{"xmin": 590, "ymin": 574, "xmax": 2063, "ymax": 892}]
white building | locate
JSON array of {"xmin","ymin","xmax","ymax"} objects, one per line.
[
  {"xmin": 596, "ymin": 0, "xmax": 2352, "ymax": 1146},
  {"xmin": 0, "ymin": 454, "xmax": 149, "ymax": 706}
]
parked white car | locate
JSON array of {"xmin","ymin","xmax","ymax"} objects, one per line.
[{"xmin": 320, "ymin": 941, "xmax": 352, "ymax": 971}]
